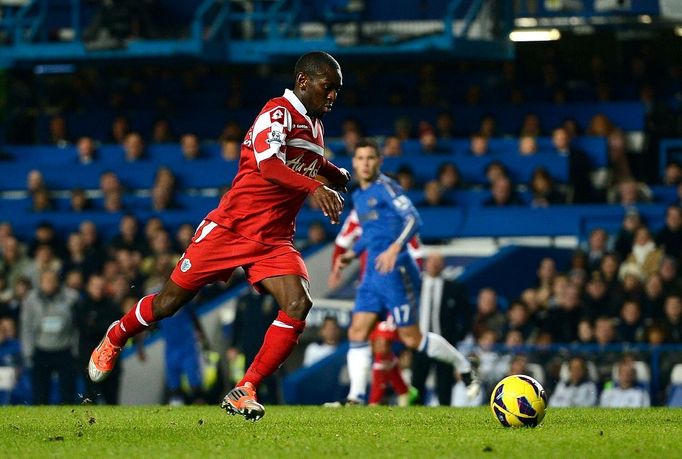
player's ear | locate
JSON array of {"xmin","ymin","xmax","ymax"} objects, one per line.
[{"xmin": 296, "ymin": 72, "xmax": 307, "ymax": 91}]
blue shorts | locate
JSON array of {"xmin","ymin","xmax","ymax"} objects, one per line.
[{"xmin": 354, "ymin": 254, "xmax": 421, "ymax": 327}]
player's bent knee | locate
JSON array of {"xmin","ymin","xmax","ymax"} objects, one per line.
[
  {"xmin": 283, "ymin": 295, "xmax": 312, "ymax": 320},
  {"xmin": 152, "ymin": 294, "xmax": 185, "ymax": 319}
]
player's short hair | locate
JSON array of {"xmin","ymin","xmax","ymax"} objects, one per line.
[
  {"xmin": 353, "ymin": 138, "xmax": 381, "ymax": 157},
  {"xmin": 294, "ymin": 51, "xmax": 340, "ymax": 79}
]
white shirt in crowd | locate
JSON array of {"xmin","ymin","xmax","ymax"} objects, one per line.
[
  {"xmin": 599, "ymin": 385, "xmax": 650, "ymax": 408},
  {"xmin": 302, "ymin": 343, "xmax": 338, "ymax": 367},
  {"xmin": 549, "ymin": 380, "xmax": 599, "ymax": 407}
]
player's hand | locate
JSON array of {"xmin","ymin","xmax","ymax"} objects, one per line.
[
  {"xmin": 331, "ymin": 167, "xmax": 351, "ymax": 193},
  {"xmin": 375, "ymin": 242, "xmax": 401, "ymax": 273},
  {"xmin": 327, "ymin": 269, "xmax": 342, "ymax": 289},
  {"xmin": 333, "ymin": 249, "xmax": 356, "ymax": 273},
  {"xmin": 312, "ymin": 185, "xmax": 344, "ymax": 224}
]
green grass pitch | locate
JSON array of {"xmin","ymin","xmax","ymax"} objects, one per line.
[{"xmin": 1, "ymin": 406, "xmax": 681, "ymax": 458}]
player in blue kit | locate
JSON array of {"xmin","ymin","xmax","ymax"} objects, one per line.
[{"xmin": 334, "ymin": 139, "xmax": 480, "ymax": 404}]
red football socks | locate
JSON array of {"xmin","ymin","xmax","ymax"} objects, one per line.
[
  {"xmin": 107, "ymin": 294, "xmax": 157, "ymax": 347},
  {"xmin": 239, "ymin": 310, "xmax": 306, "ymax": 389}
]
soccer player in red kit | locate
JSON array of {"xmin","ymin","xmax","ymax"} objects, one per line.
[{"xmin": 88, "ymin": 51, "xmax": 350, "ymax": 421}]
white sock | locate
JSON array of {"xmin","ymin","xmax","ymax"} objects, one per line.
[
  {"xmin": 346, "ymin": 341, "xmax": 371, "ymax": 402},
  {"xmin": 418, "ymin": 332, "xmax": 471, "ymax": 373}
]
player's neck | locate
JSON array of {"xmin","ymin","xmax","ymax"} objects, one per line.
[{"xmin": 359, "ymin": 173, "xmax": 379, "ymax": 189}]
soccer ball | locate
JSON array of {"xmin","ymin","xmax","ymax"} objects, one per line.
[{"xmin": 490, "ymin": 375, "xmax": 547, "ymax": 427}]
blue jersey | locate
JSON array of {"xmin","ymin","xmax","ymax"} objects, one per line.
[
  {"xmin": 351, "ymin": 174, "xmax": 423, "ymax": 327},
  {"xmin": 351, "ymin": 174, "xmax": 422, "ymax": 260}
]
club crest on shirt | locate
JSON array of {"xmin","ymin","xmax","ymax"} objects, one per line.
[
  {"xmin": 180, "ymin": 258, "xmax": 192, "ymax": 273},
  {"xmin": 267, "ymin": 127, "xmax": 284, "ymax": 145},
  {"xmin": 367, "ymin": 198, "xmax": 377, "ymax": 207}
]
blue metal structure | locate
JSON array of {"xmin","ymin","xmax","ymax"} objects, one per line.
[{"xmin": 0, "ymin": 0, "xmax": 515, "ymax": 68}]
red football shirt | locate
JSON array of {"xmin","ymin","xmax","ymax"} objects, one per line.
[{"xmin": 207, "ymin": 89, "xmax": 327, "ymax": 245}]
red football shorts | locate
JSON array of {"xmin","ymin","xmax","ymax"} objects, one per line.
[{"xmin": 170, "ymin": 219, "xmax": 308, "ymax": 292}]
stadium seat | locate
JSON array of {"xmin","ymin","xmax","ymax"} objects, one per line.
[
  {"xmin": 671, "ymin": 363, "xmax": 682, "ymax": 385},
  {"xmin": 611, "ymin": 361, "xmax": 651, "ymax": 384},
  {"xmin": 559, "ymin": 360, "xmax": 600, "ymax": 382}
]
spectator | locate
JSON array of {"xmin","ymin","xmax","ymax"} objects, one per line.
[
  {"xmin": 472, "ymin": 288, "xmax": 505, "ymax": 340},
  {"xmin": 642, "ymin": 273, "xmax": 665, "ymax": 320},
  {"xmin": 69, "ymin": 188, "xmax": 91, "ymax": 212},
  {"xmin": 393, "ymin": 116, "xmax": 413, "ymax": 141},
  {"xmin": 337, "ymin": 128, "xmax": 361, "ymax": 156},
  {"xmin": 663, "ymin": 161, "xmax": 682, "ymax": 186},
  {"xmin": 478, "ymin": 114, "xmax": 497, "ymax": 138},
  {"xmin": 296, "ymin": 221, "xmax": 329, "ymax": 252},
  {"xmin": 529, "ymin": 168, "xmax": 564, "ymax": 207},
  {"xmin": 221, "ymin": 138, "xmax": 240, "ymax": 161},
  {"xmin": 599, "ymin": 359, "xmax": 650, "ymax": 407},
  {"xmin": 619, "ymin": 227, "xmax": 664, "ymax": 281},
  {"xmin": 613, "ymin": 209, "xmax": 642, "ymax": 260},
  {"xmin": 484, "ymin": 161, "xmax": 509, "ymax": 184},
  {"xmin": 549, "ymin": 356, "xmax": 598, "ymax": 407},
  {"xmin": 518, "ymin": 136, "xmax": 538, "ymax": 156},
  {"xmin": 26, "ymin": 170, "xmax": 46, "ymax": 195},
  {"xmin": 436, "ymin": 162, "xmax": 461, "ymax": 191},
  {"xmin": 123, "ymin": 132, "xmax": 145, "ymax": 162},
  {"xmin": 76, "ymin": 274, "xmax": 122, "ymax": 404},
  {"xmin": 103, "ymin": 189, "xmax": 125, "ymax": 213},
  {"xmin": 468, "ymin": 133, "xmax": 489, "ymax": 156},
  {"xmin": 617, "ymin": 300, "xmax": 646, "ymax": 343},
  {"xmin": 587, "ymin": 113, "xmax": 614, "ymax": 137},
  {"xmin": 544, "ymin": 284, "xmax": 584, "ymax": 343},
  {"xmin": 395, "ymin": 165, "xmax": 416, "ymax": 191},
  {"xmin": 412, "ymin": 251, "xmax": 471, "ymax": 406},
  {"xmin": 76, "ymin": 136, "xmax": 97, "ymax": 164},
  {"xmin": 21, "ymin": 270, "xmax": 78, "ymax": 404},
  {"xmin": 577, "ymin": 318, "xmax": 595, "ymax": 344},
  {"xmin": 110, "ymin": 214, "xmax": 148, "ymax": 255},
  {"xmin": 218, "ymin": 120, "xmax": 242, "ymax": 142},
  {"xmin": 48, "ymin": 115, "xmax": 70, "ymax": 147},
  {"xmin": 302, "ymin": 316, "xmax": 342, "ymax": 367},
  {"xmin": 655, "ymin": 205, "xmax": 682, "ymax": 259},
  {"xmin": 519, "ymin": 113, "xmax": 542, "ymax": 137},
  {"xmin": 29, "ymin": 221, "xmax": 63, "ymax": 259},
  {"xmin": 63, "ymin": 232, "xmax": 99, "ymax": 280},
  {"xmin": 483, "ymin": 177, "xmax": 522, "ymax": 207},
  {"xmin": 418, "ymin": 126, "xmax": 447, "ymax": 154},
  {"xmin": 658, "ymin": 256, "xmax": 682, "ymax": 297},
  {"xmin": 150, "ymin": 184, "xmax": 179, "ymax": 212},
  {"xmin": 30, "ymin": 187, "xmax": 53, "ymax": 213},
  {"xmin": 381, "ymin": 136, "xmax": 402, "ymax": 157},
  {"xmin": 584, "ymin": 228, "xmax": 609, "ymax": 272},
  {"xmin": 435, "ymin": 112, "xmax": 457, "ymax": 139},
  {"xmin": 607, "ymin": 130, "xmax": 633, "ymax": 183},
  {"xmin": 502, "ymin": 301, "xmax": 536, "ymax": 342},
  {"xmin": 99, "ymin": 170, "xmax": 123, "ymax": 198},
  {"xmin": 180, "ymin": 134, "xmax": 202, "ymax": 160},
  {"xmin": 175, "ymin": 223, "xmax": 195, "ymax": 253},
  {"xmin": 660, "ymin": 295, "xmax": 682, "ymax": 343},
  {"xmin": 79, "ymin": 220, "xmax": 106, "ymax": 267},
  {"xmin": 551, "ymin": 127, "xmax": 596, "ymax": 203},
  {"xmin": 151, "ymin": 118, "xmax": 175, "ymax": 144},
  {"xmin": 584, "ymin": 271, "xmax": 616, "ymax": 319},
  {"xmin": 609, "ymin": 178, "xmax": 651, "ymax": 206},
  {"xmin": 109, "ymin": 115, "xmax": 130, "ymax": 144},
  {"xmin": 418, "ymin": 181, "xmax": 452, "ymax": 207},
  {"xmin": 535, "ymin": 257, "xmax": 557, "ymax": 304},
  {"xmin": 153, "ymin": 166, "xmax": 177, "ymax": 190},
  {"xmin": 25, "ymin": 244, "xmax": 61, "ymax": 288}
]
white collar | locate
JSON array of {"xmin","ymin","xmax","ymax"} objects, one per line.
[{"xmin": 283, "ymin": 89, "xmax": 307, "ymax": 116}]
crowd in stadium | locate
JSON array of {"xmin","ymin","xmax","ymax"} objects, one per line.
[{"xmin": 2, "ymin": 39, "xmax": 682, "ymax": 408}]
